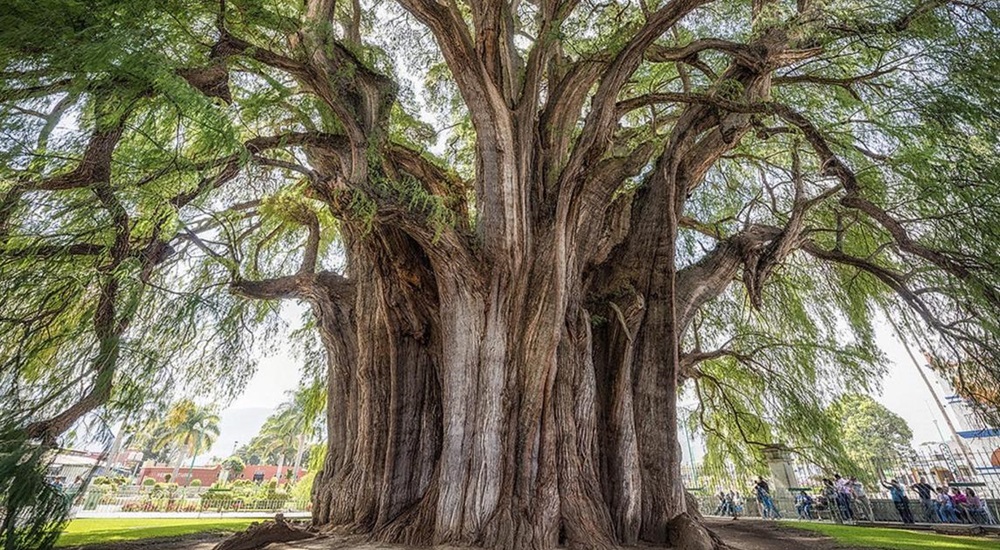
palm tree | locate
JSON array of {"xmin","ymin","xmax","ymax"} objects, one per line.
[
  {"xmin": 154, "ymin": 400, "xmax": 221, "ymax": 483},
  {"xmin": 281, "ymin": 380, "xmax": 326, "ymax": 482},
  {"xmin": 255, "ymin": 412, "xmax": 299, "ymax": 482},
  {"xmin": 240, "ymin": 380, "xmax": 326, "ymax": 483}
]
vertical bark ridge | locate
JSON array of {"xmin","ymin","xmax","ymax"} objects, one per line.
[{"xmin": 555, "ymin": 305, "xmax": 616, "ymax": 549}]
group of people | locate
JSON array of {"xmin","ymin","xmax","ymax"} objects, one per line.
[
  {"xmin": 712, "ymin": 491, "xmax": 744, "ymax": 518},
  {"xmin": 712, "ymin": 477, "xmax": 782, "ymax": 519},
  {"xmin": 908, "ymin": 478, "xmax": 995, "ymax": 524},
  {"xmin": 813, "ymin": 473, "xmax": 874, "ymax": 522},
  {"xmin": 711, "ymin": 474, "xmax": 996, "ymax": 525}
]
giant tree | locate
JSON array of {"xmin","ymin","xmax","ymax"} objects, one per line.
[{"xmin": 2, "ymin": 0, "xmax": 999, "ymax": 549}]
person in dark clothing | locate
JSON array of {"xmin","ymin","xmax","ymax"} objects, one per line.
[
  {"xmin": 883, "ymin": 479, "xmax": 915, "ymax": 524},
  {"xmin": 910, "ymin": 478, "xmax": 935, "ymax": 522},
  {"xmin": 795, "ymin": 490, "xmax": 814, "ymax": 520},
  {"xmin": 754, "ymin": 477, "xmax": 781, "ymax": 519},
  {"xmin": 821, "ymin": 478, "xmax": 843, "ymax": 523}
]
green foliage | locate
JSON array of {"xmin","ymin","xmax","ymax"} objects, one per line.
[
  {"xmin": 289, "ymin": 470, "xmax": 315, "ymax": 503},
  {"xmin": 198, "ymin": 479, "xmax": 290, "ymax": 511},
  {"xmin": 151, "ymin": 400, "xmax": 221, "ymax": 467},
  {"xmin": 307, "ymin": 443, "xmax": 327, "ymax": 472},
  {"xmin": 239, "ymin": 381, "xmax": 324, "ymax": 468},
  {"xmin": 778, "ymin": 521, "xmax": 999, "ymax": 550},
  {"xmin": 221, "ymin": 456, "xmax": 246, "ymax": 479},
  {"xmin": 827, "ymin": 394, "xmax": 914, "ymax": 468},
  {"xmin": 0, "ymin": 431, "xmax": 69, "ymax": 550},
  {"xmin": 687, "ymin": 259, "xmax": 886, "ymax": 475}
]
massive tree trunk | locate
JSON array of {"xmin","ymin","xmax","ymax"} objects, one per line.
[
  {"xmin": 298, "ymin": 190, "xmax": 725, "ymax": 549},
  {"xmin": 292, "ymin": 200, "xmax": 751, "ymax": 549}
]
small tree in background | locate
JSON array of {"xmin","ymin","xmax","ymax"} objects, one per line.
[
  {"xmin": 221, "ymin": 456, "xmax": 245, "ymax": 482},
  {"xmin": 828, "ymin": 394, "xmax": 914, "ymax": 471}
]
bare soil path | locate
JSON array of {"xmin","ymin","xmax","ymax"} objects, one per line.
[{"xmin": 705, "ymin": 518, "xmax": 845, "ymax": 550}]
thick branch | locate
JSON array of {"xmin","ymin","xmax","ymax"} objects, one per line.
[
  {"xmin": 647, "ymin": 39, "xmax": 758, "ymax": 68},
  {"xmin": 675, "ymin": 225, "xmax": 783, "ymax": 329},
  {"xmin": 230, "ymin": 270, "xmax": 352, "ymax": 302},
  {"xmin": 558, "ymin": 0, "xmax": 712, "ymax": 194}
]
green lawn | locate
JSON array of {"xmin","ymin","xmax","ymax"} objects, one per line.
[
  {"xmin": 55, "ymin": 518, "xmax": 255, "ymax": 548},
  {"xmin": 780, "ymin": 521, "xmax": 1000, "ymax": 550}
]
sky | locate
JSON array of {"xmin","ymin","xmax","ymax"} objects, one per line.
[{"xmin": 203, "ymin": 308, "xmax": 963, "ymax": 463}]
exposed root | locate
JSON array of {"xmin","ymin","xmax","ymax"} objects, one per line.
[
  {"xmin": 212, "ymin": 514, "xmax": 315, "ymax": 550},
  {"xmin": 667, "ymin": 513, "xmax": 730, "ymax": 550}
]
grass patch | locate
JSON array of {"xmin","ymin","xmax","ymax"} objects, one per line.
[
  {"xmin": 55, "ymin": 518, "xmax": 255, "ymax": 547},
  {"xmin": 779, "ymin": 521, "xmax": 999, "ymax": 549}
]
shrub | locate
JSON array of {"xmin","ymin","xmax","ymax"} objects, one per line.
[
  {"xmin": 290, "ymin": 471, "xmax": 315, "ymax": 504},
  {"xmin": 199, "ymin": 487, "xmax": 245, "ymax": 511},
  {"xmin": 189, "ymin": 478, "xmax": 202, "ymax": 487},
  {"xmin": 142, "ymin": 477, "xmax": 156, "ymax": 487}
]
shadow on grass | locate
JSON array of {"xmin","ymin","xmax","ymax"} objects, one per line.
[
  {"xmin": 56, "ymin": 520, "xmax": 254, "ymax": 547},
  {"xmin": 779, "ymin": 521, "xmax": 999, "ymax": 550}
]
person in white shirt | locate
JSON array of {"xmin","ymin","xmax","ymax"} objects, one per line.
[
  {"xmin": 833, "ymin": 473, "xmax": 854, "ymax": 521},
  {"xmin": 850, "ymin": 476, "xmax": 873, "ymax": 520}
]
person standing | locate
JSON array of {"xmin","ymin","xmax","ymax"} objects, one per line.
[
  {"xmin": 882, "ymin": 479, "xmax": 915, "ymax": 524},
  {"xmin": 910, "ymin": 478, "xmax": 935, "ymax": 522},
  {"xmin": 729, "ymin": 491, "xmax": 743, "ymax": 519},
  {"xmin": 950, "ymin": 487, "xmax": 969, "ymax": 523},
  {"xmin": 963, "ymin": 488, "xmax": 996, "ymax": 525},
  {"xmin": 821, "ymin": 478, "xmax": 842, "ymax": 523},
  {"xmin": 714, "ymin": 491, "xmax": 727, "ymax": 516},
  {"xmin": 834, "ymin": 474, "xmax": 854, "ymax": 521},
  {"xmin": 850, "ymin": 477, "xmax": 873, "ymax": 520},
  {"xmin": 754, "ymin": 477, "xmax": 781, "ymax": 519},
  {"xmin": 795, "ymin": 490, "xmax": 814, "ymax": 520}
]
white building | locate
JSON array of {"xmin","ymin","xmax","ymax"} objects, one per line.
[{"xmin": 922, "ymin": 353, "xmax": 1000, "ymax": 491}]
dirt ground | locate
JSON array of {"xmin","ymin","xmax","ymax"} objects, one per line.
[
  {"xmin": 64, "ymin": 518, "xmax": 848, "ymax": 550},
  {"xmin": 703, "ymin": 518, "xmax": 844, "ymax": 550}
]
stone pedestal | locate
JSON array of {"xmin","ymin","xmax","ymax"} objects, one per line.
[{"xmin": 762, "ymin": 444, "xmax": 798, "ymax": 496}]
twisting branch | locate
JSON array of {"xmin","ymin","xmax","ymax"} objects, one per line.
[
  {"xmin": 19, "ymin": 98, "xmax": 133, "ymax": 192},
  {"xmin": 0, "ymin": 78, "xmax": 74, "ymax": 103},
  {"xmin": 742, "ymin": 147, "xmax": 808, "ymax": 308},
  {"xmin": 646, "ymin": 39, "xmax": 758, "ymax": 68},
  {"xmin": 614, "ymin": 89, "xmax": 999, "ymax": 310},
  {"xmin": 23, "ymin": 182, "xmax": 134, "ymax": 444},
  {"xmin": 830, "ymin": 0, "xmax": 956, "ymax": 35},
  {"xmin": 557, "ymin": 0, "xmax": 713, "ymax": 196}
]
